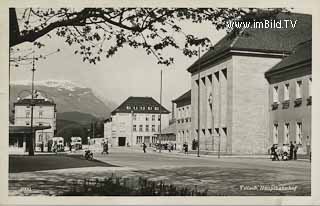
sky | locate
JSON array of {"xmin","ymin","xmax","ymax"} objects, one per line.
[
  {"xmin": 10, "ymin": 8, "xmax": 311, "ymax": 111},
  {"xmin": 10, "ymin": 16, "xmax": 226, "ymax": 111}
]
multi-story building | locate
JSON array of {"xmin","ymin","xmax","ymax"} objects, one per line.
[
  {"xmin": 104, "ymin": 96, "xmax": 170, "ymax": 147},
  {"xmin": 187, "ymin": 13, "xmax": 311, "ymax": 154},
  {"xmin": 265, "ymin": 40, "xmax": 311, "ymax": 155},
  {"xmin": 171, "ymin": 90, "xmax": 192, "ymax": 150},
  {"xmin": 13, "ymin": 92, "xmax": 57, "ymax": 152}
]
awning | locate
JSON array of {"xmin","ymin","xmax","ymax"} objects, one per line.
[{"xmin": 9, "ymin": 125, "xmax": 51, "ymax": 134}]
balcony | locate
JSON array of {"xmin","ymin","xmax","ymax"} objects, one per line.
[
  {"xmin": 307, "ymin": 96, "xmax": 312, "ymax": 106},
  {"xmin": 282, "ymin": 100, "xmax": 290, "ymax": 109},
  {"xmin": 294, "ymin": 98, "xmax": 302, "ymax": 107},
  {"xmin": 271, "ymin": 102, "xmax": 279, "ymax": 110}
]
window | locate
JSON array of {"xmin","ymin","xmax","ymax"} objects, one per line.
[
  {"xmin": 133, "ymin": 105, "xmax": 138, "ymax": 110},
  {"xmin": 136, "ymin": 136, "xmax": 143, "ymax": 144},
  {"xmin": 133, "ymin": 114, "xmax": 137, "ymax": 121},
  {"xmin": 154, "ymin": 106, "xmax": 159, "ymax": 110},
  {"xmin": 139, "ymin": 125, "xmax": 143, "ymax": 132},
  {"xmin": 126, "ymin": 105, "xmax": 131, "ymax": 110},
  {"xmin": 152, "ymin": 115, "xmax": 155, "ymax": 121},
  {"xmin": 152, "ymin": 125, "xmax": 155, "ymax": 132},
  {"xmin": 147, "ymin": 106, "xmax": 153, "ymax": 110},
  {"xmin": 158, "ymin": 115, "xmax": 161, "ymax": 121},
  {"xmin": 26, "ymin": 121, "xmax": 30, "ymax": 126},
  {"xmin": 152, "ymin": 136, "xmax": 157, "ymax": 143},
  {"xmin": 273, "ymin": 86, "xmax": 279, "ymax": 103},
  {"xmin": 146, "ymin": 115, "xmax": 149, "ymax": 121},
  {"xmin": 145, "ymin": 125, "xmax": 149, "ymax": 132},
  {"xmin": 284, "ymin": 83, "xmax": 290, "ymax": 101},
  {"xmin": 309, "ymin": 78, "xmax": 312, "ymax": 97},
  {"xmin": 284, "ymin": 123, "xmax": 290, "ymax": 144},
  {"xmin": 296, "ymin": 122, "xmax": 302, "ymax": 144},
  {"xmin": 39, "ymin": 111, "xmax": 43, "ymax": 118},
  {"xmin": 133, "ymin": 125, "xmax": 137, "ymax": 132},
  {"xmin": 296, "ymin": 80, "xmax": 302, "ymax": 99},
  {"xmin": 26, "ymin": 111, "xmax": 30, "ymax": 118},
  {"xmin": 273, "ymin": 123, "xmax": 278, "ymax": 144}
]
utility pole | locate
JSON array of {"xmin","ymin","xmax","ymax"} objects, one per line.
[
  {"xmin": 159, "ymin": 69, "xmax": 163, "ymax": 153},
  {"xmin": 197, "ymin": 47, "xmax": 201, "ymax": 158},
  {"xmin": 29, "ymin": 55, "xmax": 35, "ymax": 156}
]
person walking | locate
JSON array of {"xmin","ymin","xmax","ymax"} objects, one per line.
[
  {"xmin": 142, "ymin": 143, "xmax": 147, "ymax": 153},
  {"xmin": 184, "ymin": 142, "xmax": 188, "ymax": 155},
  {"xmin": 270, "ymin": 144, "xmax": 279, "ymax": 161},
  {"xmin": 289, "ymin": 141, "xmax": 294, "ymax": 160},
  {"xmin": 282, "ymin": 144, "xmax": 289, "ymax": 160},
  {"xmin": 293, "ymin": 141, "xmax": 298, "ymax": 160}
]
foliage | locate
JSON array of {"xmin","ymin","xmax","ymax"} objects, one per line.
[
  {"xmin": 63, "ymin": 175, "xmax": 208, "ymax": 196},
  {"xmin": 10, "ymin": 8, "xmax": 285, "ymax": 66}
]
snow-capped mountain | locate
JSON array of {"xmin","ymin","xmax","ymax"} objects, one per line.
[{"xmin": 10, "ymin": 80, "xmax": 116, "ymax": 118}]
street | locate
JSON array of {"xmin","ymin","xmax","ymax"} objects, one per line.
[{"xmin": 9, "ymin": 147, "xmax": 311, "ymax": 196}]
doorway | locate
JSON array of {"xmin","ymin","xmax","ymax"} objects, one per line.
[{"xmin": 118, "ymin": 137, "xmax": 126, "ymax": 146}]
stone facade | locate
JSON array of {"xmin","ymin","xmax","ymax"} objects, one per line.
[
  {"xmin": 13, "ymin": 93, "xmax": 56, "ymax": 152},
  {"xmin": 190, "ymin": 54, "xmax": 284, "ymax": 154},
  {"xmin": 172, "ymin": 90, "xmax": 192, "ymax": 150},
  {"xmin": 104, "ymin": 97, "xmax": 170, "ymax": 147}
]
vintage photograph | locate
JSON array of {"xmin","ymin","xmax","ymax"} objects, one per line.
[{"xmin": 8, "ymin": 7, "xmax": 311, "ymax": 197}]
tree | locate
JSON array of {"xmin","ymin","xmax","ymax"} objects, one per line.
[{"xmin": 10, "ymin": 8, "xmax": 285, "ymax": 65}]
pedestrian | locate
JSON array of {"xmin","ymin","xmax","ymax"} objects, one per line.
[
  {"xmin": 53, "ymin": 143, "xmax": 58, "ymax": 154},
  {"xmin": 289, "ymin": 141, "xmax": 294, "ymax": 160},
  {"xmin": 282, "ymin": 144, "xmax": 289, "ymax": 160},
  {"xmin": 184, "ymin": 142, "xmax": 188, "ymax": 155},
  {"xmin": 293, "ymin": 141, "xmax": 298, "ymax": 160},
  {"xmin": 143, "ymin": 143, "xmax": 147, "ymax": 153},
  {"xmin": 105, "ymin": 141, "xmax": 109, "ymax": 154},
  {"xmin": 270, "ymin": 144, "xmax": 279, "ymax": 161}
]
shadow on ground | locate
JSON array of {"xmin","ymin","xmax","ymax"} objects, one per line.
[{"xmin": 9, "ymin": 154, "xmax": 117, "ymax": 173}]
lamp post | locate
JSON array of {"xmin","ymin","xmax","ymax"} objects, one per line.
[
  {"xmin": 208, "ymin": 93, "xmax": 214, "ymax": 151},
  {"xmin": 28, "ymin": 55, "xmax": 36, "ymax": 156},
  {"xmin": 197, "ymin": 47, "xmax": 201, "ymax": 157},
  {"xmin": 159, "ymin": 69, "xmax": 163, "ymax": 153}
]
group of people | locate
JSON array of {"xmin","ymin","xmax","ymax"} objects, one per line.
[{"xmin": 270, "ymin": 141, "xmax": 299, "ymax": 161}]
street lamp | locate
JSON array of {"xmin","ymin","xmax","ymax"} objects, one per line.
[{"xmin": 208, "ymin": 93, "xmax": 214, "ymax": 152}]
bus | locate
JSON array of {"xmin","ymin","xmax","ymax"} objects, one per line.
[{"xmin": 71, "ymin": 136, "xmax": 82, "ymax": 150}]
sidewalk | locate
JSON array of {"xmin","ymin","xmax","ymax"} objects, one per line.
[{"xmin": 111, "ymin": 146, "xmax": 311, "ymax": 162}]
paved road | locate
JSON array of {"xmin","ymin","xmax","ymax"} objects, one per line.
[
  {"xmin": 94, "ymin": 147, "xmax": 310, "ymax": 172},
  {"xmin": 9, "ymin": 147, "xmax": 311, "ymax": 196}
]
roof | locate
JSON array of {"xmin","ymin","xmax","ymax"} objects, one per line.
[
  {"xmin": 172, "ymin": 90, "xmax": 191, "ymax": 103},
  {"xmin": 265, "ymin": 40, "xmax": 312, "ymax": 77},
  {"xmin": 14, "ymin": 98, "xmax": 56, "ymax": 106},
  {"xmin": 187, "ymin": 12, "xmax": 312, "ymax": 73},
  {"xmin": 111, "ymin": 96, "xmax": 170, "ymax": 115}
]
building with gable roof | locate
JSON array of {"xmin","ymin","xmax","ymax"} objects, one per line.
[
  {"xmin": 104, "ymin": 96, "xmax": 170, "ymax": 147},
  {"xmin": 265, "ymin": 40, "xmax": 311, "ymax": 155},
  {"xmin": 187, "ymin": 12, "xmax": 311, "ymax": 154},
  {"xmin": 12, "ymin": 91, "xmax": 57, "ymax": 152}
]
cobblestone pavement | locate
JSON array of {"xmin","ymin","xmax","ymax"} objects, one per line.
[{"xmin": 9, "ymin": 147, "xmax": 311, "ymax": 196}]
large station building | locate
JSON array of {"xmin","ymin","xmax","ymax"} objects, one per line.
[{"xmin": 187, "ymin": 13, "xmax": 311, "ymax": 154}]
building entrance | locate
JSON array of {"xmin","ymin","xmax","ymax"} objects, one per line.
[{"xmin": 118, "ymin": 137, "xmax": 126, "ymax": 146}]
